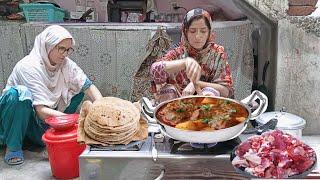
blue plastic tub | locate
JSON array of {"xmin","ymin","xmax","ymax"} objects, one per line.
[{"xmin": 20, "ymin": 3, "xmax": 65, "ymax": 22}]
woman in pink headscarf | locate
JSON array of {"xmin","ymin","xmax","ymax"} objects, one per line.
[{"xmin": 150, "ymin": 8, "xmax": 234, "ymax": 104}]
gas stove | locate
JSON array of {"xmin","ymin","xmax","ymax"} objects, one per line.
[{"xmin": 79, "ymin": 125, "xmax": 247, "ymax": 180}]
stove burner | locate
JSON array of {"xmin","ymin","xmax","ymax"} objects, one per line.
[
  {"xmin": 90, "ymin": 140, "xmax": 146, "ymax": 151},
  {"xmin": 189, "ymin": 142, "xmax": 218, "ymax": 149},
  {"xmin": 169, "ymin": 137, "xmax": 241, "ymax": 155}
]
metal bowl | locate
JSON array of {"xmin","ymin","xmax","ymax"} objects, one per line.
[{"xmin": 142, "ymin": 90, "xmax": 268, "ymax": 143}]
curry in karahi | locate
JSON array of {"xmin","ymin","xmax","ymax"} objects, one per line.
[{"xmin": 156, "ymin": 97, "xmax": 249, "ymax": 131}]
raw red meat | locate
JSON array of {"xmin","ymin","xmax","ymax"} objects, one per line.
[{"xmin": 232, "ymin": 130, "xmax": 316, "ymax": 178}]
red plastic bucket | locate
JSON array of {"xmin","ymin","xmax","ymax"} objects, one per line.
[{"xmin": 42, "ymin": 123, "xmax": 86, "ymax": 179}]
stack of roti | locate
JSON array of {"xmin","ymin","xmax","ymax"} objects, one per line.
[{"xmin": 77, "ymin": 97, "xmax": 147, "ymax": 145}]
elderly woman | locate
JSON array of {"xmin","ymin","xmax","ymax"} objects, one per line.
[
  {"xmin": 0, "ymin": 25, "xmax": 103, "ymax": 165},
  {"xmin": 150, "ymin": 8, "xmax": 234, "ymax": 104}
]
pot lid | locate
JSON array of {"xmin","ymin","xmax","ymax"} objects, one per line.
[
  {"xmin": 44, "ymin": 124, "xmax": 78, "ymax": 141},
  {"xmin": 256, "ymin": 111, "xmax": 306, "ymax": 130}
]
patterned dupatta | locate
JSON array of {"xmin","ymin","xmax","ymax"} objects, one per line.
[{"xmin": 179, "ymin": 8, "xmax": 223, "ymax": 83}]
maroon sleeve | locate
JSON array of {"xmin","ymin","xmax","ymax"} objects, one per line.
[{"xmin": 150, "ymin": 48, "xmax": 183, "ymax": 84}]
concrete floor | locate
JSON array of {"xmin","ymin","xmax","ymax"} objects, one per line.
[
  {"xmin": 0, "ymin": 146, "xmax": 55, "ymax": 180},
  {"xmin": 0, "ymin": 146, "xmax": 80, "ymax": 180}
]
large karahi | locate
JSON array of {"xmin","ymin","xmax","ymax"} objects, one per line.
[{"xmin": 77, "ymin": 97, "xmax": 147, "ymax": 145}]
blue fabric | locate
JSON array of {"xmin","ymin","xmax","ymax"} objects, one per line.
[
  {"xmin": 63, "ymin": 92, "xmax": 84, "ymax": 114},
  {"xmin": 2, "ymin": 85, "xmax": 33, "ymax": 101},
  {"xmin": 4, "ymin": 150, "xmax": 24, "ymax": 165},
  {"xmin": 82, "ymin": 78, "xmax": 92, "ymax": 92},
  {"xmin": 0, "ymin": 88, "xmax": 33, "ymax": 150}
]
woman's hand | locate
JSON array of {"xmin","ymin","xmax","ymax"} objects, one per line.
[
  {"xmin": 185, "ymin": 57, "xmax": 201, "ymax": 83},
  {"xmin": 195, "ymin": 81, "xmax": 229, "ymax": 97},
  {"xmin": 182, "ymin": 82, "xmax": 196, "ymax": 96},
  {"xmin": 34, "ymin": 105, "xmax": 66, "ymax": 120}
]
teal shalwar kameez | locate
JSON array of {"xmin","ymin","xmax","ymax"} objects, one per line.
[
  {"xmin": 1, "ymin": 25, "xmax": 96, "ymax": 165},
  {"xmin": 0, "ymin": 79, "xmax": 92, "ymax": 152}
]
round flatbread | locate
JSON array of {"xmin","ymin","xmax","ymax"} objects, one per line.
[
  {"xmin": 86, "ymin": 97, "xmax": 139, "ymax": 127},
  {"xmin": 82, "ymin": 97, "xmax": 141, "ymax": 144}
]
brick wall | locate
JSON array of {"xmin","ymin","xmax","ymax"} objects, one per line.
[{"xmin": 287, "ymin": 0, "xmax": 318, "ymax": 15}]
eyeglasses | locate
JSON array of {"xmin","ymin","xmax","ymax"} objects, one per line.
[{"xmin": 56, "ymin": 45, "xmax": 74, "ymax": 55}]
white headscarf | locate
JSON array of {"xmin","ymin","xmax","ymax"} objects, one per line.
[{"xmin": 6, "ymin": 25, "xmax": 87, "ymax": 111}]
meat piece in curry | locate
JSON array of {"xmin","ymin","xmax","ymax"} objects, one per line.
[{"xmin": 156, "ymin": 97, "xmax": 248, "ymax": 131}]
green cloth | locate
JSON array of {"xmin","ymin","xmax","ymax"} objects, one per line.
[{"xmin": 0, "ymin": 88, "xmax": 84, "ymax": 151}]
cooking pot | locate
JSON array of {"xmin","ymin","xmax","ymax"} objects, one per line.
[
  {"xmin": 255, "ymin": 108, "xmax": 306, "ymax": 139},
  {"xmin": 141, "ymin": 90, "xmax": 268, "ymax": 143}
]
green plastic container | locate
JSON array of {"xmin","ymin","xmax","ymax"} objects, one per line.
[{"xmin": 20, "ymin": 3, "xmax": 65, "ymax": 22}]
